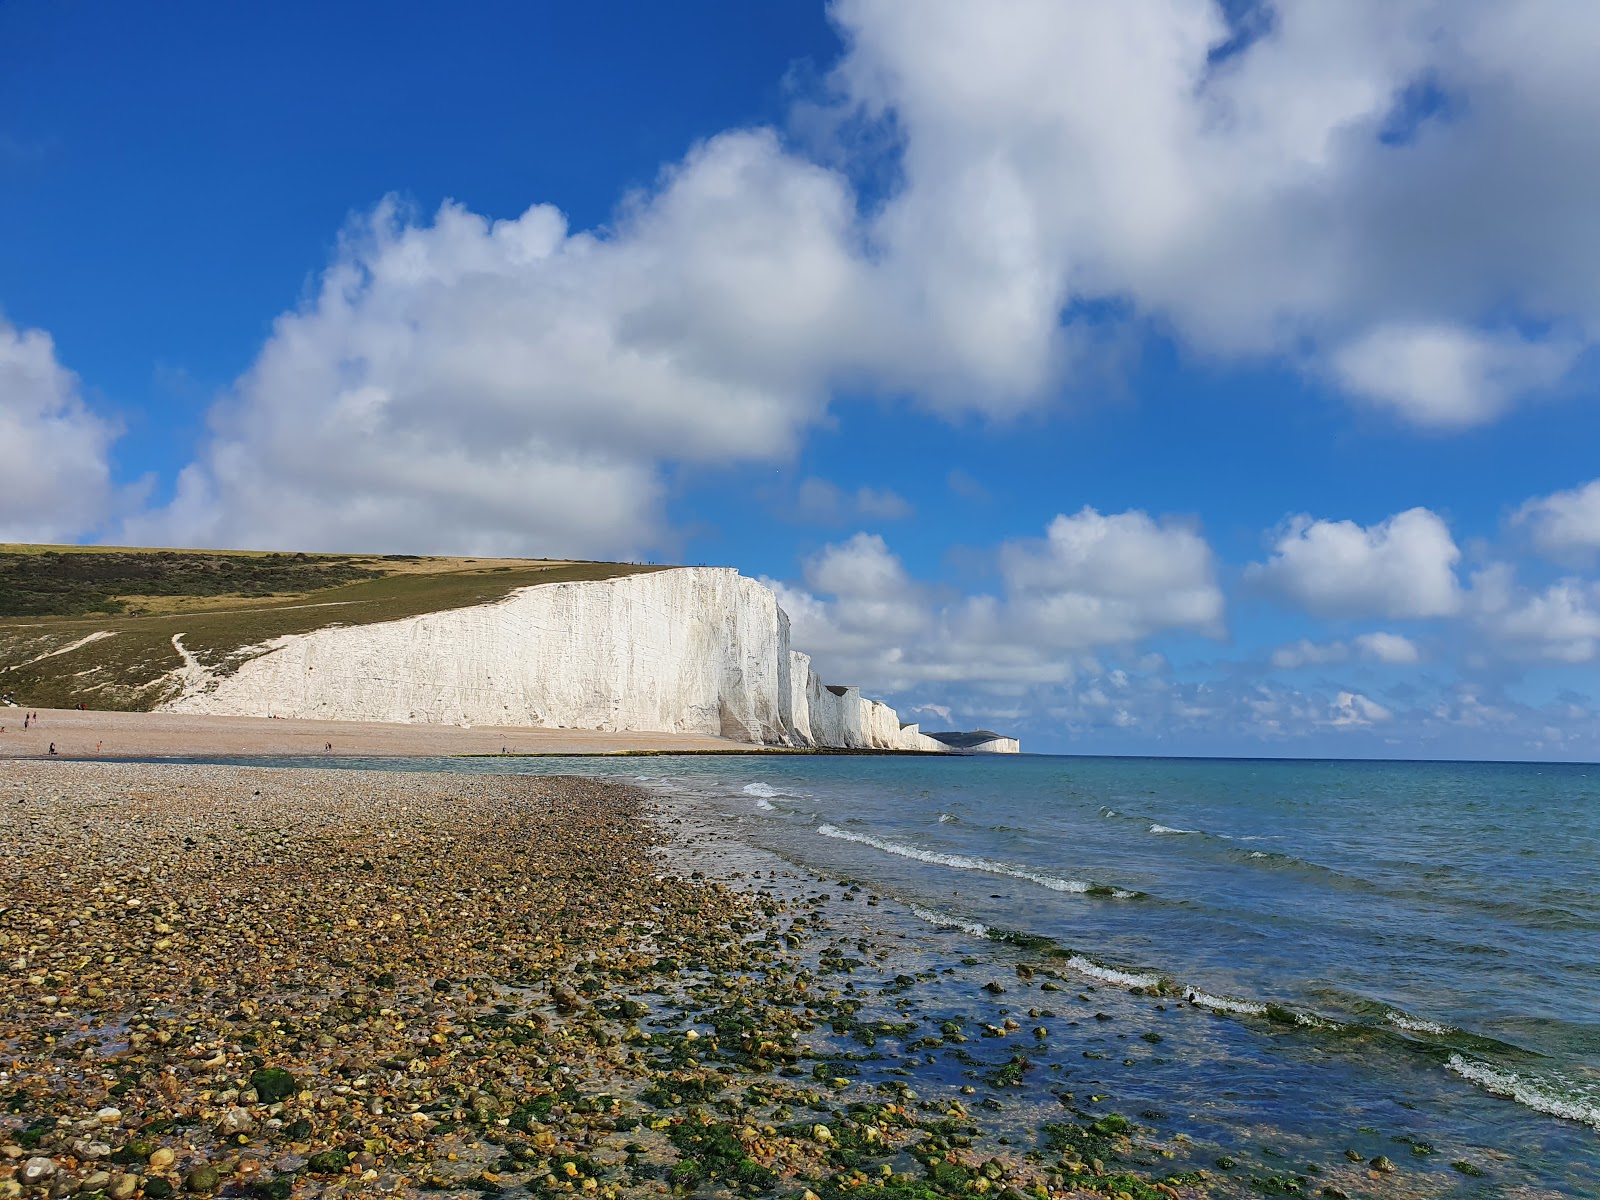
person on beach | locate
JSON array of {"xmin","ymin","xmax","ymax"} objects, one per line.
[{"xmin": 48, "ymin": 743, "xmax": 56, "ymax": 755}]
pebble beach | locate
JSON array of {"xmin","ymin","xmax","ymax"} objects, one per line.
[{"xmin": 0, "ymin": 762, "xmax": 1529, "ymax": 1200}]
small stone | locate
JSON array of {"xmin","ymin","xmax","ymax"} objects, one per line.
[
  {"xmin": 107, "ymin": 1176, "xmax": 139, "ymax": 1200},
  {"xmin": 143, "ymin": 1179, "xmax": 174, "ymax": 1199},
  {"xmin": 22, "ymin": 1159, "xmax": 58, "ymax": 1185},
  {"xmin": 183, "ymin": 1165, "xmax": 220, "ymax": 1194},
  {"xmin": 215, "ymin": 1108, "xmax": 253, "ymax": 1136},
  {"xmin": 1321, "ymin": 1188, "xmax": 1350, "ymax": 1199},
  {"xmin": 1370, "ymin": 1155, "xmax": 1396, "ymax": 1173},
  {"xmin": 80, "ymin": 1171, "xmax": 112, "ymax": 1193},
  {"xmin": 71, "ymin": 1140, "xmax": 111, "ymax": 1161},
  {"xmin": 148, "ymin": 1149, "xmax": 175, "ymax": 1171},
  {"xmin": 1343, "ymin": 1149, "xmax": 1362, "ymax": 1162},
  {"xmin": 94, "ymin": 1110, "xmax": 122, "ymax": 1127}
]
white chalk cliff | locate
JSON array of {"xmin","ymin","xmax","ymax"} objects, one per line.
[{"xmin": 162, "ymin": 567, "xmax": 1005, "ymax": 752}]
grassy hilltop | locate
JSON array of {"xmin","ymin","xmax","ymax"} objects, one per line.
[{"xmin": 0, "ymin": 545, "xmax": 662, "ymax": 710}]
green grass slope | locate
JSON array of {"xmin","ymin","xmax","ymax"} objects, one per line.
[{"xmin": 0, "ymin": 546, "xmax": 666, "ymax": 711}]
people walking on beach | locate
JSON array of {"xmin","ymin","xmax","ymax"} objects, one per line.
[{"xmin": 48, "ymin": 743, "xmax": 56, "ymax": 755}]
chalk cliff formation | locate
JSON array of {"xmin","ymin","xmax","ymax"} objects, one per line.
[{"xmin": 162, "ymin": 567, "xmax": 1005, "ymax": 752}]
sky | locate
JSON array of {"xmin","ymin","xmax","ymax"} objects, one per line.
[{"xmin": 4, "ymin": 0, "xmax": 1600, "ymax": 759}]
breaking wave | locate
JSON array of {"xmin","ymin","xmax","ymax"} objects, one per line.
[
  {"xmin": 909, "ymin": 904, "xmax": 991, "ymax": 939},
  {"xmin": 1446, "ymin": 1056, "xmax": 1600, "ymax": 1131},
  {"xmin": 814, "ymin": 823, "xmax": 1137, "ymax": 896}
]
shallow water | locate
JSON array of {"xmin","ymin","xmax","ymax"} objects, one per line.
[{"xmin": 182, "ymin": 751, "xmax": 1600, "ymax": 1193}]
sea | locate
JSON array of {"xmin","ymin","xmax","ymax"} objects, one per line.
[{"xmin": 230, "ymin": 752, "xmax": 1600, "ymax": 1194}]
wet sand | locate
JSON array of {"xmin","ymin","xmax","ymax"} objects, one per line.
[{"xmin": 0, "ymin": 707, "xmax": 750, "ymax": 760}]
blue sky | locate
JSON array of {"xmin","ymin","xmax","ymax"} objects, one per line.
[{"xmin": 4, "ymin": 1, "xmax": 1600, "ymax": 758}]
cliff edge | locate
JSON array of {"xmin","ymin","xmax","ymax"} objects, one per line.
[{"xmin": 159, "ymin": 566, "xmax": 1002, "ymax": 753}]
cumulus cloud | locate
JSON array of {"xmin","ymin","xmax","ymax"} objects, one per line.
[
  {"xmin": 1330, "ymin": 323, "xmax": 1576, "ymax": 428},
  {"xmin": 126, "ymin": 132, "xmax": 867, "ymax": 556},
  {"xmin": 106, "ymin": 1, "xmax": 1600, "ymax": 552},
  {"xmin": 771, "ymin": 507, "xmax": 1224, "ymax": 690},
  {"xmin": 1353, "ymin": 630, "xmax": 1421, "ymax": 664},
  {"xmin": 1247, "ymin": 507, "xmax": 1462, "ymax": 619},
  {"xmin": 1329, "ymin": 690, "xmax": 1393, "ymax": 726},
  {"xmin": 0, "ymin": 320, "xmax": 119, "ymax": 543},
  {"xmin": 1512, "ymin": 478, "xmax": 1600, "ymax": 563},
  {"xmin": 830, "ymin": 0, "xmax": 1600, "ymax": 425},
  {"xmin": 1470, "ymin": 563, "xmax": 1600, "ymax": 664},
  {"xmin": 997, "ymin": 508, "xmax": 1225, "ymax": 646}
]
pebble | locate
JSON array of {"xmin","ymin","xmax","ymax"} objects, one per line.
[{"xmin": 21, "ymin": 1159, "xmax": 56, "ymax": 1185}]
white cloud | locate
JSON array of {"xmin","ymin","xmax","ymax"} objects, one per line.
[
  {"xmin": 1512, "ymin": 478, "xmax": 1600, "ymax": 563},
  {"xmin": 1330, "ymin": 323, "xmax": 1575, "ymax": 429},
  {"xmin": 104, "ymin": 0, "xmax": 1600, "ymax": 553},
  {"xmin": 1247, "ymin": 507, "xmax": 1462, "ymax": 619},
  {"xmin": 1353, "ymin": 630, "xmax": 1421, "ymax": 664},
  {"xmin": 830, "ymin": 0, "xmax": 1600, "ymax": 425},
  {"xmin": 772, "ymin": 507, "xmax": 1223, "ymax": 690},
  {"xmin": 998, "ymin": 507, "xmax": 1225, "ymax": 647},
  {"xmin": 127, "ymin": 132, "xmax": 867, "ymax": 556},
  {"xmin": 1270, "ymin": 631, "xmax": 1420, "ymax": 669},
  {"xmin": 0, "ymin": 320, "xmax": 119, "ymax": 543},
  {"xmin": 1470, "ymin": 563, "xmax": 1600, "ymax": 664},
  {"xmin": 1329, "ymin": 690, "xmax": 1393, "ymax": 726}
]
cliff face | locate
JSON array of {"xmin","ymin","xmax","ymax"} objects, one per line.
[{"xmin": 163, "ymin": 567, "xmax": 957, "ymax": 752}]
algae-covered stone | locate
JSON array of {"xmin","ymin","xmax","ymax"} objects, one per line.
[
  {"xmin": 306, "ymin": 1150, "xmax": 349, "ymax": 1175},
  {"xmin": 143, "ymin": 1180, "xmax": 174, "ymax": 1199},
  {"xmin": 183, "ymin": 1165, "xmax": 220, "ymax": 1194},
  {"xmin": 248, "ymin": 1068, "xmax": 296, "ymax": 1104}
]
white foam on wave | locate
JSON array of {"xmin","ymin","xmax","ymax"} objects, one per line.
[
  {"xmin": 937, "ymin": 813, "xmax": 959, "ymax": 823},
  {"xmin": 1065, "ymin": 955, "xmax": 1159, "ymax": 989},
  {"xmin": 1446, "ymin": 1055, "xmax": 1600, "ymax": 1131},
  {"xmin": 1386, "ymin": 1011, "xmax": 1454, "ymax": 1037},
  {"xmin": 741, "ymin": 782, "xmax": 780, "ymax": 810},
  {"xmin": 1184, "ymin": 989, "xmax": 1268, "ymax": 1016},
  {"xmin": 909, "ymin": 904, "xmax": 991, "ymax": 939},
  {"xmin": 815, "ymin": 824, "xmax": 1093, "ymax": 893},
  {"xmin": 1148, "ymin": 823, "xmax": 1199, "ymax": 835}
]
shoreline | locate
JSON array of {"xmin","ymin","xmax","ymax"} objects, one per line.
[
  {"xmin": 0, "ymin": 760, "xmax": 1545, "ymax": 1200},
  {"xmin": 0, "ymin": 708, "xmax": 950, "ymax": 762},
  {"xmin": 0, "ymin": 707, "xmax": 779, "ymax": 761}
]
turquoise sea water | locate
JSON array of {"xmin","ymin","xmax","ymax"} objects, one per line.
[{"xmin": 216, "ymin": 752, "xmax": 1600, "ymax": 1191}]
